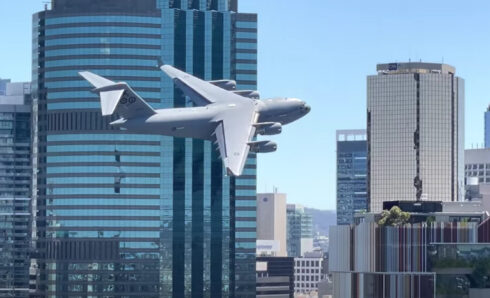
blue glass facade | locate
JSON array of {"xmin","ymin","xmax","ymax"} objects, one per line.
[
  {"xmin": 32, "ymin": 1, "xmax": 256, "ymax": 297},
  {"xmin": 336, "ymin": 130, "xmax": 367, "ymax": 225},
  {"xmin": 485, "ymin": 107, "xmax": 490, "ymax": 148},
  {"xmin": 0, "ymin": 86, "xmax": 31, "ymax": 298}
]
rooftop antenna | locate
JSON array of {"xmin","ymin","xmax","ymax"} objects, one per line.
[{"xmin": 43, "ymin": 1, "xmax": 50, "ymax": 10}]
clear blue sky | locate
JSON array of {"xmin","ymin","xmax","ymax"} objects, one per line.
[{"xmin": 2, "ymin": 0, "xmax": 490, "ymax": 210}]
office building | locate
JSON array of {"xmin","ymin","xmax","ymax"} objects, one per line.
[
  {"xmin": 293, "ymin": 251, "xmax": 326, "ymax": 295},
  {"xmin": 368, "ymin": 62, "xmax": 464, "ymax": 212},
  {"xmin": 32, "ymin": 0, "xmax": 257, "ymax": 297},
  {"xmin": 312, "ymin": 234, "xmax": 329, "ymax": 254},
  {"xmin": 336, "ymin": 129, "xmax": 367, "ymax": 225},
  {"xmin": 257, "ymin": 192, "xmax": 287, "ymax": 256},
  {"xmin": 465, "ymin": 148, "xmax": 490, "ymax": 184},
  {"xmin": 0, "ymin": 78, "xmax": 10, "ymax": 95},
  {"xmin": 287, "ymin": 204, "xmax": 313, "ymax": 257},
  {"xmin": 330, "ymin": 202, "xmax": 490, "ymax": 298},
  {"xmin": 0, "ymin": 81, "xmax": 31, "ymax": 297},
  {"xmin": 485, "ymin": 106, "xmax": 490, "ymax": 148},
  {"xmin": 256, "ymin": 257, "xmax": 294, "ymax": 298}
]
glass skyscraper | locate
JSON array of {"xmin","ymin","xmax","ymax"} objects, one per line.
[
  {"xmin": 286, "ymin": 204, "xmax": 313, "ymax": 257},
  {"xmin": 367, "ymin": 62, "xmax": 464, "ymax": 212},
  {"xmin": 0, "ymin": 81, "xmax": 32, "ymax": 298},
  {"xmin": 485, "ymin": 106, "xmax": 490, "ymax": 148},
  {"xmin": 32, "ymin": 0, "xmax": 257, "ymax": 297},
  {"xmin": 336, "ymin": 130, "xmax": 367, "ymax": 225}
]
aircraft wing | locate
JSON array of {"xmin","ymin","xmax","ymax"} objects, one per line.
[
  {"xmin": 214, "ymin": 102, "xmax": 258, "ymax": 176},
  {"xmin": 160, "ymin": 64, "xmax": 247, "ymax": 106}
]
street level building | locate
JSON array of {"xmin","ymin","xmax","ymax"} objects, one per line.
[
  {"xmin": 32, "ymin": 0, "xmax": 257, "ymax": 297},
  {"xmin": 336, "ymin": 129, "xmax": 367, "ymax": 225},
  {"xmin": 256, "ymin": 257, "xmax": 294, "ymax": 298},
  {"xmin": 330, "ymin": 202, "xmax": 490, "ymax": 298},
  {"xmin": 368, "ymin": 62, "xmax": 464, "ymax": 212},
  {"xmin": 0, "ymin": 80, "xmax": 31, "ymax": 298},
  {"xmin": 257, "ymin": 192, "xmax": 287, "ymax": 256},
  {"xmin": 287, "ymin": 204, "xmax": 313, "ymax": 257}
]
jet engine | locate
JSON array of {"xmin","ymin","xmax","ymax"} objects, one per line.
[
  {"xmin": 233, "ymin": 90, "xmax": 260, "ymax": 99},
  {"xmin": 209, "ymin": 79, "xmax": 236, "ymax": 90},
  {"xmin": 254, "ymin": 122, "xmax": 282, "ymax": 136},
  {"xmin": 248, "ymin": 140, "xmax": 277, "ymax": 153}
]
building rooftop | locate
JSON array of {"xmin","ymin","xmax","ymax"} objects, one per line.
[
  {"xmin": 336, "ymin": 129, "xmax": 366, "ymax": 142},
  {"xmin": 376, "ymin": 62, "xmax": 455, "ymax": 75}
]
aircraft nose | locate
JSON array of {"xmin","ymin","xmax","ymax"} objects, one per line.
[{"xmin": 301, "ymin": 103, "xmax": 311, "ymax": 114}]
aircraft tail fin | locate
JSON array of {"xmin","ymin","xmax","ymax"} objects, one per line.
[{"xmin": 79, "ymin": 71, "xmax": 156, "ymax": 119}]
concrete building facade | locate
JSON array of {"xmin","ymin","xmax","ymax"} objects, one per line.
[
  {"xmin": 465, "ymin": 148, "xmax": 490, "ymax": 184},
  {"xmin": 368, "ymin": 62, "xmax": 464, "ymax": 212},
  {"xmin": 293, "ymin": 251, "xmax": 325, "ymax": 295},
  {"xmin": 257, "ymin": 192, "xmax": 287, "ymax": 257}
]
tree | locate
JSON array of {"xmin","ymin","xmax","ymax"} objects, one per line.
[{"xmin": 377, "ymin": 206, "xmax": 410, "ymax": 227}]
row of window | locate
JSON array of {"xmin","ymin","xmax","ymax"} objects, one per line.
[
  {"xmin": 47, "ymin": 166, "xmax": 161, "ymax": 174},
  {"xmin": 46, "ymin": 47, "xmax": 161, "ymax": 57},
  {"xmin": 46, "ymin": 37, "xmax": 161, "ymax": 47},
  {"xmin": 46, "ymin": 69, "xmax": 161, "ymax": 79},
  {"xmin": 295, "ymin": 282, "xmax": 318, "ymax": 290},
  {"xmin": 465, "ymin": 163, "xmax": 490, "ymax": 170},
  {"xmin": 46, "ymin": 16, "xmax": 162, "ymax": 26},
  {"xmin": 47, "ymin": 144, "xmax": 160, "ymax": 153},
  {"xmin": 46, "ymin": 26, "xmax": 161, "ymax": 36},
  {"xmin": 45, "ymin": 58, "xmax": 161, "ymax": 68},
  {"xmin": 296, "ymin": 275, "xmax": 321, "ymax": 281}
]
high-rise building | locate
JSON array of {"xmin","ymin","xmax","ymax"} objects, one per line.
[
  {"xmin": 485, "ymin": 106, "xmax": 490, "ymax": 148},
  {"xmin": 0, "ymin": 81, "xmax": 31, "ymax": 297},
  {"xmin": 336, "ymin": 129, "xmax": 367, "ymax": 225},
  {"xmin": 32, "ymin": 0, "xmax": 257, "ymax": 297},
  {"xmin": 367, "ymin": 62, "xmax": 465, "ymax": 212},
  {"xmin": 286, "ymin": 204, "xmax": 313, "ymax": 257},
  {"xmin": 257, "ymin": 192, "xmax": 287, "ymax": 257}
]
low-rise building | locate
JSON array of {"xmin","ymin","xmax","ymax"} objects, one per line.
[
  {"xmin": 256, "ymin": 257, "xmax": 294, "ymax": 298},
  {"xmin": 330, "ymin": 201, "xmax": 490, "ymax": 298},
  {"xmin": 294, "ymin": 251, "xmax": 326, "ymax": 295}
]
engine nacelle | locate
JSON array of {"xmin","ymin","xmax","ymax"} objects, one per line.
[
  {"xmin": 254, "ymin": 122, "xmax": 282, "ymax": 136},
  {"xmin": 233, "ymin": 90, "xmax": 260, "ymax": 99},
  {"xmin": 209, "ymin": 79, "xmax": 236, "ymax": 90},
  {"xmin": 248, "ymin": 140, "xmax": 277, "ymax": 153}
]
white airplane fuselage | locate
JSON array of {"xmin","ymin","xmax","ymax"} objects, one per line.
[{"xmin": 111, "ymin": 97, "xmax": 310, "ymax": 139}]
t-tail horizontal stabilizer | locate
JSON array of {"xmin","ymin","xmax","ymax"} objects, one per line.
[{"xmin": 79, "ymin": 71, "xmax": 156, "ymax": 119}]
